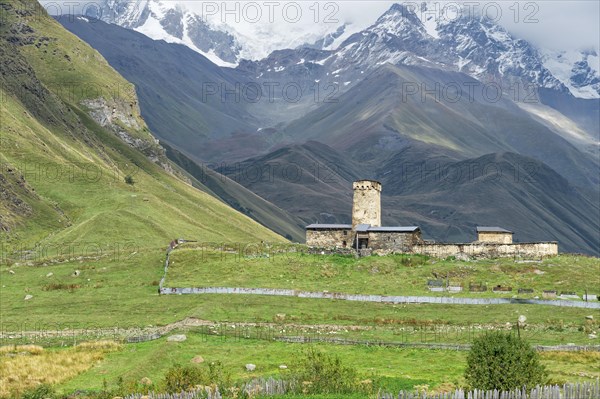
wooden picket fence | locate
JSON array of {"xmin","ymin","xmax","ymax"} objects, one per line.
[
  {"xmin": 126, "ymin": 380, "xmax": 599, "ymax": 399},
  {"xmin": 378, "ymin": 380, "xmax": 600, "ymax": 398}
]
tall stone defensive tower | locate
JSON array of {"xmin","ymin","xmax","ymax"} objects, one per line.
[{"xmin": 352, "ymin": 180, "xmax": 382, "ymax": 229}]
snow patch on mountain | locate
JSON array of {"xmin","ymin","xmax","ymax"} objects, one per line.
[
  {"xmin": 71, "ymin": 1, "xmax": 598, "ymax": 99},
  {"xmin": 542, "ymin": 49, "xmax": 600, "ymax": 99},
  {"xmin": 133, "ymin": 7, "xmax": 236, "ymax": 67}
]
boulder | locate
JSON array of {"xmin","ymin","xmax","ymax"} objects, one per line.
[
  {"xmin": 167, "ymin": 334, "xmax": 187, "ymax": 342},
  {"xmin": 245, "ymin": 364, "xmax": 256, "ymax": 372},
  {"xmin": 46, "ymin": 272, "xmax": 53, "ymax": 277},
  {"xmin": 24, "ymin": 294, "xmax": 33, "ymax": 301},
  {"xmin": 279, "ymin": 365, "xmax": 288, "ymax": 370},
  {"xmin": 191, "ymin": 356, "xmax": 204, "ymax": 364}
]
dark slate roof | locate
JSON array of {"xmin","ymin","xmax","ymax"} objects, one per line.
[
  {"xmin": 476, "ymin": 226, "xmax": 513, "ymax": 233},
  {"xmin": 306, "ymin": 224, "xmax": 352, "ymax": 230},
  {"xmin": 368, "ymin": 226, "xmax": 420, "ymax": 232},
  {"xmin": 355, "ymin": 224, "xmax": 371, "ymax": 232}
]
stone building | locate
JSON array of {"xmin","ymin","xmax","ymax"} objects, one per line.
[
  {"xmin": 306, "ymin": 180, "xmax": 422, "ymax": 251},
  {"xmin": 306, "ymin": 180, "xmax": 558, "ymax": 258},
  {"xmin": 476, "ymin": 227, "xmax": 513, "ymax": 244},
  {"xmin": 352, "ymin": 180, "xmax": 381, "ymax": 229}
]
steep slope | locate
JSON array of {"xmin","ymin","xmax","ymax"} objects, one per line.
[
  {"xmin": 84, "ymin": 0, "xmax": 241, "ymax": 66},
  {"xmin": 216, "ymin": 140, "xmax": 364, "ymax": 225},
  {"xmin": 162, "ymin": 143, "xmax": 306, "ymax": 242},
  {"xmin": 235, "ymin": 3, "xmax": 599, "ymax": 139},
  {"xmin": 56, "ymin": 15, "xmax": 267, "ymax": 163},
  {"xmin": 0, "ymin": 0, "xmax": 284, "ymax": 255},
  {"xmin": 84, "ymin": 0, "xmax": 355, "ymax": 67},
  {"xmin": 223, "ymin": 142, "xmax": 599, "ymax": 254},
  {"xmin": 58, "ymin": 12, "xmax": 598, "ymax": 169},
  {"xmin": 542, "ymin": 48, "xmax": 600, "ymax": 99},
  {"xmin": 378, "ymin": 152, "xmax": 599, "ymax": 254},
  {"xmin": 282, "ymin": 64, "xmax": 599, "ymax": 189}
]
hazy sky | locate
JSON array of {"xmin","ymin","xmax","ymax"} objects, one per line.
[{"xmin": 43, "ymin": 1, "xmax": 600, "ymax": 51}]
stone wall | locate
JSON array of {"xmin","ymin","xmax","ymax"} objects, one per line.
[
  {"xmin": 306, "ymin": 229, "xmax": 351, "ymax": 248},
  {"xmin": 352, "ymin": 180, "xmax": 381, "ymax": 228},
  {"xmin": 412, "ymin": 242, "xmax": 558, "ymax": 259},
  {"xmin": 159, "ymin": 286, "xmax": 600, "ymax": 309},
  {"xmin": 370, "ymin": 232, "xmax": 421, "ymax": 255},
  {"xmin": 477, "ymin": 232, "xmax": 513, "ymax": 244}
]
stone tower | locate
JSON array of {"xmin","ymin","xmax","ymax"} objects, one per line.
[{"xmin": 352, "ymin": 180, "xmax": 381, "ymax": 229}]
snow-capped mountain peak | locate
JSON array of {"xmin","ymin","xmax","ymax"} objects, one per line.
[
  {"xmin": 542, "ymin": 49, "xmax": 600, "ymax": 99},
  {"xmin": 82, "ymin": 1, "xmax": 598, "ymax": 98}
]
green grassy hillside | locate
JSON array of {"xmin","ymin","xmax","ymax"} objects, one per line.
[
  {"xmin": 0, "ymin": 0, "xmax": 284, "ymax": 255},
  {"xmin": 165, "ymin": 248, "xmax": 600, "ymax": 298}
]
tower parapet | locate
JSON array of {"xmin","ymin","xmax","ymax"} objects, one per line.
[{"xmin": 352, "ymin": 180, "xmax": 381, "ymax": 229}]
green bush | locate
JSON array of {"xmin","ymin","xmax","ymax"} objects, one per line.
[
  {"xmin": 163, "ymin": 364, "xmax": 206, "ymax": 393},
  {"xmin": 20, "ymin": 384, "xmax": 56, "ymax": 399},
  {"xmin": 465, "ymin": 331, "xmax": 547, "ymax": 391},
  {"xmin": 124, "ymin": 175, "xmax": 135, "ymax": 185},
  {"xmin": 291, "ymin": 347, "xmax": 368, "ymax": 395},
  {"xmin": 162, "ymin": 362, "xmax": 231, "ymax": 393},
  {"xmin": 207, "ymin": 361, "xmax": 232, "ymax": 389}
]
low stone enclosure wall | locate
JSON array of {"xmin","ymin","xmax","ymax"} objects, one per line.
[
  {"xmin": 407, "ymin": 242, "xmax": 559, "ymax": 259},
  {"xmin": 371, "ymin": 242, "xmax": 558, "ymax": 258},
  {"xmin": 308, "ymin": 242, "xmax": 558, "ymax": 259},
  {"xmin": 159, "ymin": 287, "xmax": 600, "ymax": 309}
]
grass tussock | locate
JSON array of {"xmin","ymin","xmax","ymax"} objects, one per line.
[
  {"xmin": 75, "ymin": 340, "xmax": 122, "ymax": 351},
  {"xmin": 0, "ymin": 341, "xmax": 123, "ymax": 398},
  {"xmin": 0, "ymin": 345, "xmax": 45, "ymax": 356},
  {"xmin": 42, "ymin": 283, "xmax": 81, "ymax": 292}
]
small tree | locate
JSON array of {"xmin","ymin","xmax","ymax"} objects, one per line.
[
  {"xmin": 465, "ymin": 331, "xmax": 547, "ymax": 391},
  {"xmin": 292, "ymin": 347, "xmax": 366, "ymax": 394},
  {"xmin": 163, "ymin": 364, "xmax": 205, "ymax": 393}
]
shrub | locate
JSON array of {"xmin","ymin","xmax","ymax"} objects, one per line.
[
  {"xmin": 464, "ymin": 331, "xmax": 547, "ymax": 391},
  {"xmin": 75, "ymin": 340, "xmax": 122, "ymax": 352},
  {"xmin": 291, "ymin": 347, "xmax": 367, "ymax": 395},
  {"xmin": 124, "ymin": 175, "xmax": 135, "ymax": 185},
  {"xmin": 42, "ymin": 283, "xmax": 80, "ymax": 292},
  {"xmin": 20, "ymin": 384, "xmax": 55, "ymax": 399},
  {"xmin": 394, "ymin": 254, "xmax": 428, "ymax": 267},
  {"xmin": 163, "ymin": 364, "xmax": 206, "ymax": 393},
  {"xmin": 207, "ymin": 361, "xmax": 231, "ymax": 389}
]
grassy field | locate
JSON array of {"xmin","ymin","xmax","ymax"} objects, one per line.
[
  {"xmin": 2, "ymin": 334, "xmax": 599, "ymax": 398},
  {"xmin": 165, "ymin": 247, "xmax": 600, "ymax": 298},
  {"xmin": 2, "ymin": 248, "xmax": 598, "ymax": 347},
  {"xmin": 0, "ymin": 341, "xmax": 122, "ymax": 398},
  {"xmin": 42, "ymin": 335, "xmax": 600, "ymax": 395}
]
